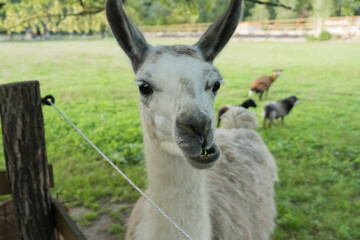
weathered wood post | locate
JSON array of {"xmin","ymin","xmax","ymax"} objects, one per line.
[{"xmin": 0, "ymin": 81, "xmax": 54, "ymax": 240}]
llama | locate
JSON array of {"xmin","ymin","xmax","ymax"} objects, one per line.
[
  {"xmin": 217, "ymin": 98, "xmax": 257, "ymax": 127},
  {"xmin": 106, "ymin": 0, "xmax": 277, "ymax": 239},
  {"xmin": 219, "ymin": 105, "xmax": 259, "ymax": 129},
  {"xmin": 249, "ymin": 69, "xmax": 283, "ymax": 100}
]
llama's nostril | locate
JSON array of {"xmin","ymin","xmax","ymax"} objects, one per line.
[
  {"xmin": 199, "ymin": 135, "xmax": 204, "ymax": 146},
  {"xmin": 199, "ymin": 134, "xmax": 207, "ymax": 148}
]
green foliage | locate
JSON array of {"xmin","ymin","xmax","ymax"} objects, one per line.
[
  {"xmin": 249, "ymin": 3, "xmax": 270, "ymax": 20},
  {"xmin": 126, "ymin": 0, "xmax": 198, "ymax": 26},
  {"xmin": 2, "ymin": 0, "xmax": 360, "ymax": 34},
  {"xmin": 306, "ymin": 34, "xmax": 317, "ymax": 41},
  {"xmin": 107, "ymin": 224, "xmax": 125, "ymax": 236},
  {"xmin": 197, "ymin": 0, "xmax": 229, "ymax": 22},
  {"xmin": 0, "ymin": 0, "xmax": 108, "ymax": 33},
  {"xmin": 313, "ymin": 0, "xmax": 336, "ymax": 17},
  {"xmin": 0, "ymin": 39, "xmax": 359, "ymax": 239},
  {"xmin": 275, "ymin": 0, "xmax": 298, "ymax": 19},
  {"xmin": 318, "ymin": 30, "xmax": 331, "ymax": 40},
  {"xmin": 1, "ymin": 0, "xmax": 360, "ymax": 34},
  {"xmin": 306, "ymin": 31, "xmax": 332, "ymax": 41},
  {"xmin": 265, "ymin": 0, "xmax": 279, "ymax": 20},
  {"xmin": 84, "ymin": 211, "xmax": 98, "ymax": 221},
  {"xmin": 74, "ymin": 210, "xmax": 100, "ymax": 226},
  {"xmin": 339, "ymin": 0, "xmax": 360, "ymax": 16},
  {"xmin": 294, "ymin": 0, "xmax": 313, "ymax": 18}
]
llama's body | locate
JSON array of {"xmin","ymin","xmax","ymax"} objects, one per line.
[
  {"xmin": 212, "ymin": 107, "xmax": 277, "ymax": 240},
  {"xmin": 127, "ymin": 149, "xmax": 277, "ymax": 239},
  {"xmin": 210, "ymin": 133, "xmax": 277, "ymax": 239},
  {"xmin": 126, "ymin": 151, "xmax": 277, "ymax": 240},
  {"xmin": 217, "ymin": 98, "xmax": 257, "ymax": 127},
  {"xmin": 126, "ymin": 144, "xmax": 211, "ymax": 240},
  {"xmin": 126, "ymin": 107, "xmax": 277, "ymax": 240},
  {"xmin": 106, "ymin": 0, "xmax": 277, "ymax": 239}
]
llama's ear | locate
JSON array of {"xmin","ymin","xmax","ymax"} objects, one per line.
[
  {"xmin": 106, "ymin": 0, "xmax": 152, "ymax": 73},
  {"xmin": 194, "ymin": 0, "xmax": 243, "ymax": 63}
]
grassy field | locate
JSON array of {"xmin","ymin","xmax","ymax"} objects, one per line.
[{"xmin": 0, "ymin": 39, "xmax": 359, "ymax": 239}]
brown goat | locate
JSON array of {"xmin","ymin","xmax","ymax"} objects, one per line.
[{"xmin": 248, "ymin": 69, "xmax": 282, "ymax": 100}]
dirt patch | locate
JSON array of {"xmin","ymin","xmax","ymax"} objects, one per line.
[{"xmin": 70, "ymin": 202, "xmax": 133, "ymax": 240}]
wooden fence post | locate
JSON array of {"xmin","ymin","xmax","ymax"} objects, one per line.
[{"xmin": 0, "ymin": 81, "xmax": 54, "ymax": 240}]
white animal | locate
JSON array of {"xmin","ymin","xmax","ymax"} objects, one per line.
[
  {"xmin": 215, "ymin": 106, "xmax": 278, "ymax": 239},
  {"xmin": 106, "ymin": 0, "xmax": 277, "ymax": 239}
]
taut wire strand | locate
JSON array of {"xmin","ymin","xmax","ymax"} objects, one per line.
[{"xmin": 48, "ymin": 102, "xmax": 193, "ymax": 240}]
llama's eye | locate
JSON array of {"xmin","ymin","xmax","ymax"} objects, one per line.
[
  {"xmin": 139, "ymin": 83, "xmax": 153, "ymax": 95},
  {"xmin": 212, "ymin": 82, "xmax": 221, "ymax": 93}
]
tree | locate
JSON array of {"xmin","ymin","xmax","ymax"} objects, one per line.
[
  {"xmin": 249, "ymin": 3, "xmax": 270, "ymax": 20},
  {"xmin": 275, "ymin": 0, "xmax": 297, "ymax": 19},
  {"xmin": 294, "ymin": 0, "xmax": 313, "ymax": 18},
  {"xmin": 337, "ymin": 0, "xmax": 360, "ymax": 16},
  {"xmin": 197, "ymin": 0, "xmax": 229, "ymax": 22},
  {"xmin": 313, "ymin": 0, "xmax": 336, "ymax": 17},
  {"xmin": 0, "ymin": 0, "xmax": 294, "ymax": 34},
  {"xmin": 0, "ymin": 0, "xmax": 107, "ymax": 33}
]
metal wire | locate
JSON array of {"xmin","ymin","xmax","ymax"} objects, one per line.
[{"xmin": 48, "ymin": 102, "xmax": 193, "ymax": 240}]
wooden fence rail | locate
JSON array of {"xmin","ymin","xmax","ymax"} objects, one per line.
[
  {"xmin": 0, "ymin": 81, "xmax": 86, "ymax": 240},
  {"xmin": 139, "ymin": 16, "xmax": 360, "ymax": 38}
]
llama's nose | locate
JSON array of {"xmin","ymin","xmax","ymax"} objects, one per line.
[{"xmin": 176, "ymin": 110, "xmax": 211, "ymax": 147}]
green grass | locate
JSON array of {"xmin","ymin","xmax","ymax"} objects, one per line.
[
  {"xmin": 107, "ymin": 224, "xmax": 126, "ymax": 237},
  {"xmin": 0, "ymin": 39, "xmax": 359, "ymax": 239}
]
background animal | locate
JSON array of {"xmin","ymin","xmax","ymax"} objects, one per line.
[
  {"xmin": 262, "ymin": 95, "xmax": 299, "ymax": 129},
  {"xmin": 217, "ymin": 98, "xmax": 257, "ymax": 127},
  {"xmin": 106, "ymin": 0, "xmax": 277, "ymax": 239},
  {"xmin": 220, "ymin": 105, "xmax": 259, "ymax": 129},
  {"xmin": 211, "ymin": 106, "xmax": 278, "ymax": 240},
  {"xmin": 249, "ymin": 69, "xmax": 283, "ymax": 100}
]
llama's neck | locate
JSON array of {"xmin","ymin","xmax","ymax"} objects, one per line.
[{"xmin": 141, "ymin": 132, "xmax": 211, "ymax": 240}]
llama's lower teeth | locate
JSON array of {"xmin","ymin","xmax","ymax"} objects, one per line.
[
  {"xmin": 201, "ymin": 152, "xmax": 213, "ymax": 158},
  {"xmin": 200, "ymin": 147, "xmax": 215, "ymax": 157}
]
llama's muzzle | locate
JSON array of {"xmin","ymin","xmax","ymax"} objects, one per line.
[
  {"xmin": 174, "ymin": 109, "xmax": 219, "ymax": 169},
  {"xmin": 186, "ymin": 143, "xmax": 220, "ymax": 169}
]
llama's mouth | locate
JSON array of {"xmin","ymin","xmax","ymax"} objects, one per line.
[{"xmin": 185, "ymin": 143, "xmax": 220, "ymax": 169}]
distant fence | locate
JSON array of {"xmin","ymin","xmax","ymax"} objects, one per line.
[
  {"xmin": 0, "ymin": 33, "xmax": 106, "ymax": 42},
  {"xmin": 139, "ymin": 16, "xmax": 360, "ymax": 39},
  {"xmin": 1, "ymin": 16, "xmax": 359, "ymax": 42}
]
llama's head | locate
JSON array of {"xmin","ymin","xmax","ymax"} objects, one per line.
[{"xmin": 106, "ymin": 0, "xmax": 242, "ymax": 169}]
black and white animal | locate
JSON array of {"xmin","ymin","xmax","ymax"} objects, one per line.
[
  {"xmin": 217, "ymin": 98, "xmax": 257, "ymax": 127},
  {"xmin": 262, "ymin": 95, "xmax": 299, "ymax": 129}
]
